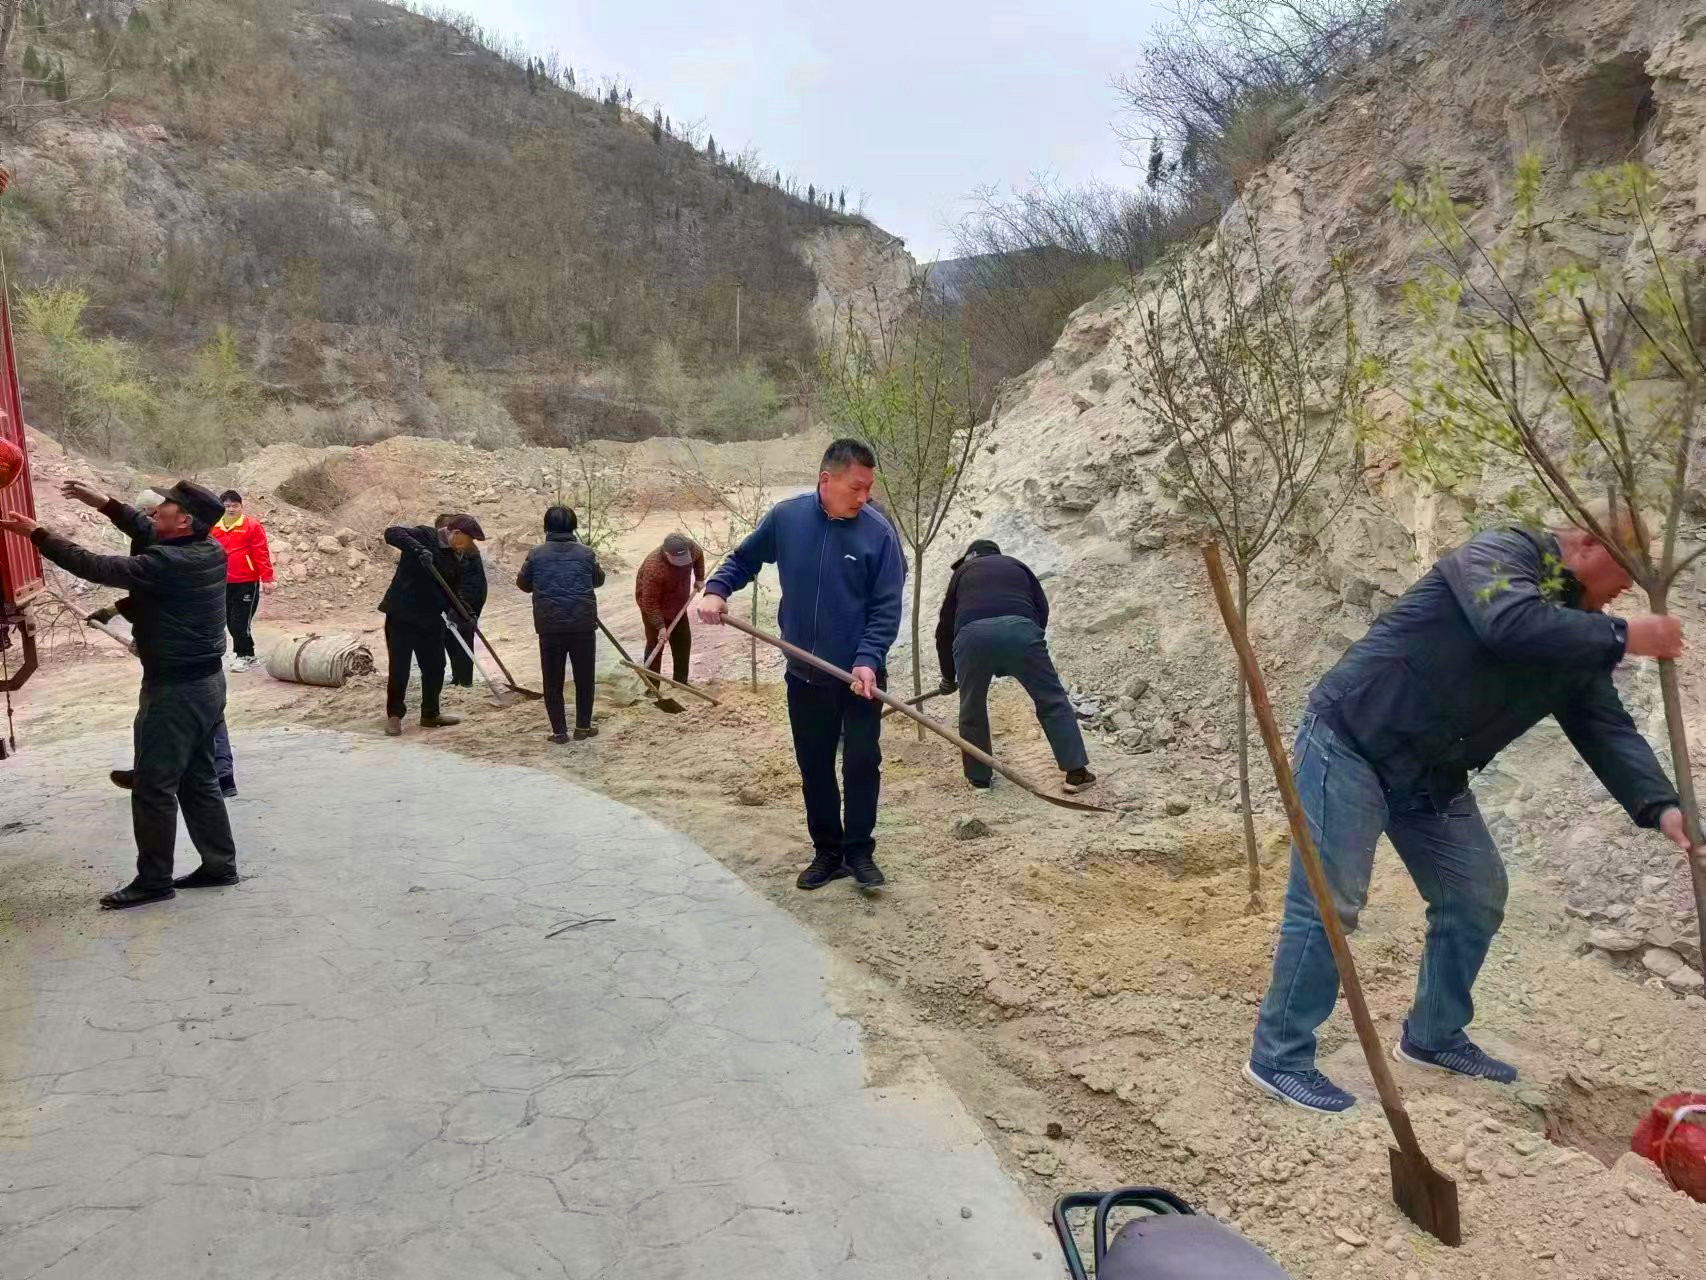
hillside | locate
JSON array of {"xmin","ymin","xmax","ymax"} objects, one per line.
[{"xmin": 0, "ymin": 0, "xmax": 913, "ymax": 464}]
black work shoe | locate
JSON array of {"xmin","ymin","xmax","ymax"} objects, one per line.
[
  {"xmin": 968, "ymin": 777, "xmax": 992, "ymax": 790},
  {"xmin": 547, "ymin": 733, "xmax": 570, "ymax": 745},
  {"xmin": 573, "ymin": 725, "xmax": 598, "ymax": 741},
  {"xmin": 110, "ymin": 769, "xmax": 134, "ymax": 790},
  {"xmin": 796, "ymin": 853, "xmax": 850, "ymax": 890},
  {"xmin": 100, "ymin": 884, "xmax": 174, "ymax": 910},
  {"xmin": 173, "ymin": 868, "xmax": 240, "ymax": 889},
  {"xmin": 847, "ymin": 854, "xmax": 886, "ymax": 889},
  {"xmin": 1063, "ymin": 768, "xmax": 1097, "ymax": 794},
  {"xmin": 420, "ymin": 713, "xmax": 462, "ymax": 728}
]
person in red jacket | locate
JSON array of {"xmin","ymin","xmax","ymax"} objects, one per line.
[
  {"xmin": 634, "ymin": 532, "xmax": 705, "ymax": 685},
  {"xmin": 210, "ymin": 490, "xmax": 274, "ymax": 671}
]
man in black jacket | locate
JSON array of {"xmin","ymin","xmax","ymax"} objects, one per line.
[
  {"xmin": 1246, "ymin": 516, "xmax": 1699, "ymax": 1114},
  {"xmin": 61, "ymin": 481, "xmax": 241, "ymax": 799},
  {"xmin": 935, "ymin": 539, "xmax": 1093, "ymax": 793},
  {"xmin": 516, "ymin": 505, "xmax": 605, "ymax": 743},
  {"xmin": 379, "ymin": 514, "xmax": 482, "ymax": 736},
  {"xmin": 2, "ymin": 481, "xmax": 239, "ymax": 909},
  {"xmin": 436, "ymin": 513, "xmax": 488, "ymax": 688}
]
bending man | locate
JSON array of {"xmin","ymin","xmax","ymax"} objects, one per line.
[{"xmin": 1246, "ymin": 513, "xmax": 1701, "ymax": 1113}]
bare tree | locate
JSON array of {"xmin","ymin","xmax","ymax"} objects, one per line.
[
  {"xmin": 1125, "ymin": 203, "xmax": 1371, "ymax": 910},
  {"xmin": 1392, "ymin": 158, "xmax": 1706, "ymax": 974},
  {"xmin": 674, "ymin": 440, "xmax": 773, "ymax": 689},
  {"xmin": 822, "ymin": 284, "xmax": 982, "ymax": 734}
]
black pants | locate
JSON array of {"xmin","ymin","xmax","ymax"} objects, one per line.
[
  {"xmin": 445, "ymin": 614, "xmax": 479, "ymax": 687},
  {"xmin": 132, "ymin": 672, "xmax": 237, "ymax": 890},
  {"xmin": 786, "ymin": 672, "xmax": 884, "ymax": 863},
  {"xmin": 385, "ymin": 617, "xmax": 446, "ymax": 720},
  {"xmin": 540, "ymin": 631, "xmax": 596, "ymax": 735},
  {"xmin": 226, "ymin": 582, "xmax": 260, "ymax": 658},
  {"xmin": 954, "ymin": 616, "xmax": 1088, "ymax": 784},
  {"xmin": 642, "ymin": 615, "xmax": 692, "ymax": 685}
]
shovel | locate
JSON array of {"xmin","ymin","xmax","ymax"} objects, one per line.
[
  {"xmin": 1201, "ymin": 541, "xmax": 1462, "ymax": 1247},
  {"xmin": 594, "ymin": 618, "xmax": 718, "ymax": 712},
  {"xmin": 880, "ymin": 686, "xmax": 949, "ymax": 719},
  {"xmin": 424, "ymin": 561, "xmax": 543, "ymax": 700},
  {"xmin": 443, "ymin": 612, "xmax": 512, "ymax": 708},
  {"xmin": 717, "ymin": 613, "xmax": 1111, "ymax": 815}
]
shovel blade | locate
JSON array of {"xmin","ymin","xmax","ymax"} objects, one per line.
[{"xmin": 1389, "ymin": 1146, "xmax": 1461, "ymax": 1246}]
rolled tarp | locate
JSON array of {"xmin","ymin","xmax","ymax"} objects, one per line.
[{"xmin": 265, "ymin": 633, "xmax": 374, "ymax": 688}]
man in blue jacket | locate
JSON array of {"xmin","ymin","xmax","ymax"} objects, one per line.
[
  {"xmin": 698, "ymin": 438, "xmax": 905, "ymax": 890},
  {"xmin": 1246, "ymin": 513, "xmax": 1700, "ymax": 1114}
]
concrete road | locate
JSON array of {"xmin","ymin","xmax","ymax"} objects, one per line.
[{"xmin": 0, "ymin": 728, "xmax": 1057, "ymax": 1280}]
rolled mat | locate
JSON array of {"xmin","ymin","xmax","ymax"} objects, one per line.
[{"xmin": 265, "ymin": 633, "xmax": 375, "ymax": 688}]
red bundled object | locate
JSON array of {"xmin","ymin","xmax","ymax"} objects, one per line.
[
  {"xmin": 1632, "ymin": 1093, "xmax": 1706, "ymax": 1204},
  {"xmin": 0, "ymin": 435, "xmax": 20, "ymax": 488}
]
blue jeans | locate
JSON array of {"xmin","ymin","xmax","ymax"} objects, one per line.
[
  {"xmin": 954, "ymin": 616, "xmax": 1088, "ymax": 784},
  {"xmin": 1250, "ymin": 713, "xmax": 1508, "ymax": 1073}
]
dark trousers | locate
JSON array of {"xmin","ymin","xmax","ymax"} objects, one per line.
[
  {"xmin": 540, "ymin": 631, "xmax": 596, "ymax": 735},
  {"xmin": 954, "ymin": 616, "xmax": 1088, "ymax": 784},
  {"xmin": 226, "ymin": 582, "xmax": 260, "ymax": 658},
  {"xmin": 213, "ymin": 718, "xmax": 234, "ymax": 785},
  {"xmin": 384, "ymin": 617, "xmax": 446, "ymax": 720},
  {"xmin": 132, "ymin": 672, "xmax": 237, "ymax": 890},
  {"xmin": 445, "ymin": 614, "xmax": 479, "ymax": 687},
  {"xmin": 786, "ymin": 672, "xmax": 884, "ymax": 863},
  {"xmin": 642, "ymin": 615, "xmax": 692, "ymax": 685}
]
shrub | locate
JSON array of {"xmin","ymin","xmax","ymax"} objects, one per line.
[{"xmin": 705, "ymin": 364, "xmax": 781, "ymax": 441}]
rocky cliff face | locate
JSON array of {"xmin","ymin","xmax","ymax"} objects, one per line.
[
  {"xmin": 915, "ymin": 0, "xmax": 1706, "ymax": 968},
  {"xmin": 799, "ymin": 224, "xmax": 919, "ymax": 350}
]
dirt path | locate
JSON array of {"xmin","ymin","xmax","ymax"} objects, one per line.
[{"xmin": 9, "ymin": 538, "xmax": 1706, "ymax": 1280}]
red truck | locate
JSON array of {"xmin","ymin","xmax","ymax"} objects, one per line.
[{"xmin": 0, "ymin": 285, "xmax": 43, "ymax": 714}]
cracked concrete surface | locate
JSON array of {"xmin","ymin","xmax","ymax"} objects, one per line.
[{"xmin": 0, "ymin": 728, "xmax": 1056, "ymax": 1279}]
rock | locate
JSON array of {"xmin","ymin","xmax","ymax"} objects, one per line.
[
  {"xmin": 1070, "ymin": 391, "xmax": 1095, "ymax": 414},
  {"xmin": 1342, "ymin": 576, "xmax": 1377, "ymax": 608},
  {"xmin": 1663, "ymin": 965, "xmax": 1704, "ymax": 993},
  {"xmin": 1641, "ymin": 947, "xmax": 1686, "ymax": 979},
  {"xmin": 1045, "ymin": 1121, "xmax": 1065, "ymax": 1140},
  {"xmin": 288, "ymin": 562, "xmax": 309, "ymax": 582},
  {"xmin": 953, "ymin": 815, "xmax": 991, "ymax": 841},
  {"xmin": 734, "ymin": 786, "xmax": 765, "ymax": 807},
  {"xmin": 1116, "ymin": 729, "xmax": 1146, "ymax": 750},
  {"xmin": 1445, "ymin": 1143, "xmax": 1466, "ymax": 1163},
  {"xmin": 1025, "ymin": 1152, "xmax": 1060, "ymax": 1177},
  {"xmin": 986, "ymin": 980, "xmax": 1030, "ymax": 1010},
  {"xmin": 1622, "ymin": 1218, "xmax": 1641, "ymax": 1239},
  {"xmin": 1333, "ymin": 1243, "xmax": 1355, "ymax": 1259},
  {"xmin": 344, "ymin": 549, "xmax": 367, "ymax": 570},
  {"xmin": 1513, "ymin": 1133, "xmax": 1542, "ymax": 1156},
  {"xmin": 1583, "ymin": 1037, "xmax": 1603, "ymax": 1055},
  {"xmin": 316, "ymin": 535, "xmax": 342, "ymax": 554},
  {"xmin": 1165, "ymin": 798, "xmax": 1191, "ymax": 817},
  {"xmin": 1516, "ymin": 1088, "xmax": 1549, "ymax": 1110},
  {"xmin": 334, "ymin": 527, "xmax": 358, "ymax": 545},
  {"xmin": 1382, "ymin": 1234, "xmax": 1403, "ymax": 1255},
  {"xmin": 960, "ymin": 1207, "xmax": 973, "ymax": 1220},
  {"xmin": 1118, "ymin": 695, "xmax": 1137, "ymax": 712},
  {"xmin": 1089, "ymin": 368, "xmax": 1114, "ymax": 393},
  {"xmin": 1333, "ymin": 1226, "xmax": 1367, "ymax": 1247},
  {"xmin": 1123, "ymin": 676, "xmax": 1150, "ymax": 700},
  {"xmin": 1132, "ymin": 530, "xmax": 1165, "ymax": 552},
  {"xmin": 295, "ymin": 539, "xmax": 311, "ymax": 552},
  {"xmin": 1110, "ymin": 710, "xmax": 1137, "ymax": 731},
  {"xmin": 1089, "ymin": 980, "xmax": 1111, "ymax": 998},
  {"xmin": 1611, "ymin": 1151, "xmax": 1670, "ymax": 1191},
  {"xmin": 1588, "ymin": 927, "xmax": 1643, "ymax": 952},
  {"xmin": 1496, "ymin": 1159, "xmax": 1521, "ymax": 1178}
]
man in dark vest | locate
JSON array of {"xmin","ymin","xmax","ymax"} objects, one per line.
[
  {"xmin": 2, "ymin": 481, "xmax": 239, "ymax": 908},
  {"xmin": 378, "ymin": 514, "xmax": 482, "ymax": 736}
]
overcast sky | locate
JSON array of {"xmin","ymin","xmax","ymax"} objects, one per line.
[{"xmin": 461, "ymin": 1, "xmax": 1167, "ymax": 261}]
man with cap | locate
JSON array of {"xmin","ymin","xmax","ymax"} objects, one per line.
[
  {"xmin": 434, "ymin": 513, "xmax": 488, "ymax": 688},
  {"xmin": 379, "ymin": 514, "xmax": 482, "ymax": 736},
  {"xmin": 935, "ymin": 539, "xmax": 1094, "ymax": 794},
  {"xmin": 1, "ymin": 480, "xmax": 239, "ymax": 908},
  {"xmin": 61, "ymin": 481, "xmax": 240, "ymax": 798},
  {"xmin": 634, "ymin": 532, "xmax": 705, "ymax": 686},
  {"xmin": 210, "ymin": 489, "xmax": 274, "ymax": 672}
]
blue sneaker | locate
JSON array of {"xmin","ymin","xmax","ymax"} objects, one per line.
[
  {"xmin": 1393, "ymin": 1027, "xmax": 1518, "ymax": 1083},
  {"xmin": 1243, "ymin": 1061, "xmax": 1356, "ymax": 1114}
]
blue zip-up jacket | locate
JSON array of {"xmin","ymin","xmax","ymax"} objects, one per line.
[{"xmin": 706, "ymin": 492, "xmax": 906, "ymax": 686}]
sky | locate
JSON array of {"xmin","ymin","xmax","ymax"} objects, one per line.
[{"xmin": 458, "ymin": 1, "xmax": 1168, "ymax": 261}]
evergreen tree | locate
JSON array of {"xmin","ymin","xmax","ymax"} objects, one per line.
[
  {"xmin": 705, "ymin": 134, "xmax": 716, "ymax": 159},
  {"xmin": 22, "ymin": 45, "xmax": 40, "ymax": 80},
  {"xmin": 624, "ymin": 87, "xmax": 633, "ymax": 106},
  {"xmin": 839, "ymin": 190, "xmax": 846, "ymax": 213},
  {"xmin": 651, "ymin": 111, "xmax": 662, "ymax": 145},
  {"xmin": 526, "ymin": 61, "xmax": 537, "ymax": 94},
  {"xmin": 807, "ymin": 184, "xmax": 816, "ymax": 205},
  {"xmin": 567, "ymin": 67, "xmax": 576, "ymax": 88},
  {"xmin": 1146, "ymin": 138, "xmax": 1166, "ymax": 189}
]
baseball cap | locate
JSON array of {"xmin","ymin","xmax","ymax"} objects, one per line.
[
  {"xmin": 662, "ymin": 533, "xmax": 695, "ymax": 567},
  {"xmin": 160, "ymin": 480, "xmax": 226, "ymax": 527},
  {"xmin": 445, "ymin": 514, "xmax": 486, "ymax": 540}
]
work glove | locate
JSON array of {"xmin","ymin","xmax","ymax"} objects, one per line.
[{"xmin": 415, "ymin": 548, "xmax": 435, "ymax": 570}]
